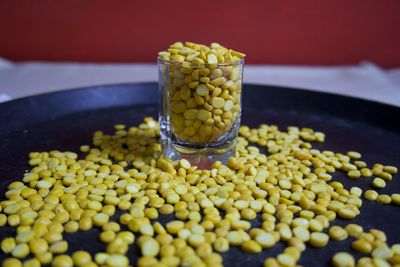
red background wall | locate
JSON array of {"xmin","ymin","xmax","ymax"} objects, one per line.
[{"xmin": 0, "ymin": 0, "xmax": 399, "ymax": 67}]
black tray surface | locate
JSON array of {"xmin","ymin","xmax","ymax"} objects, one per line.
[{"xmin": 0, "ymin": 82, "xmax": 399, "ymax": 266}]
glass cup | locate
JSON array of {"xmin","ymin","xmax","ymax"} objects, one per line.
[{"xmin": 158, "ymin": 57, "xmax": 244, "ymax": 166}]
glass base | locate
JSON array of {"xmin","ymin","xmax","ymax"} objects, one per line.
[{"xmin": 161, "ymin": 138, "xmax": 236, "ymax": 169}]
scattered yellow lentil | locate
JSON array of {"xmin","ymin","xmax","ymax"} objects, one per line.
[
  {"xmin": 309, "ymin": 232, "xmax": 329, "ymax": 248},
  {"xmin": 0, "ymin": 116, "xmax": 398, "ymax": 266},
  {"xmin": 352, "ymin": 239, "xmax": 373, "ymax": 254},
  {"xmin": 241, "ymin": 240, "xmax": 262, "ymax": 254},
  {"xmin": 52, "ymin": 255, "xmax": 73, "ymax": 267},
  {"xmin": 332, "ymin": 252, "xmax": 355, "ymax": 267},
  {"xmin": 392, "ymin": 193, "xmax": 400, "ymax": 205},
  {"xmin": 364, "ymin": 190, "xmax": 379, "ymax": 201},
  {"xmin": 377, "ymin": 194, "xmax": 392, "ymax": 204},
  {"xmin": 372, "ymin": 178, "xmax": 386, "ymax": 189},
  {"xmin": 348, "ymin": 170, "xmax": 361, "ymax": 179},
  {"xmin": 72, "ymin": 250, "xmax": 92, "ymax": 266},
  {"xmin": 2, "ymin": 258, "xmax": 22, "ymax": 267}
]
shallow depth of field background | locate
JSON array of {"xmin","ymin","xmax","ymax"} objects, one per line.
[{"xmin": 0, "ymin": 0, "xmax": 399, "ymax": 67}]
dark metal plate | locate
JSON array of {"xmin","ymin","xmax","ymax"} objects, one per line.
[{"xmin": 0, "ymin": 82, "xmax": 399, "ymax": 266}]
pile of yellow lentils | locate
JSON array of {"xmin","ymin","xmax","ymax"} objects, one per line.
[
  {"xmin": 159, "ymin": 42, "xmax": 245, "ymax": 143},
  {"xmin": 0, "ymin": 117, "xmax": 399, "ymax": 267}
]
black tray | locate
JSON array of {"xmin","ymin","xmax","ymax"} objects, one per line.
[{"xmin": 1, "ymin": 82, "xmax": 399, "ymax": 266}]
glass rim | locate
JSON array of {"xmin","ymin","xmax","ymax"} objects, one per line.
[{"xmin": 157, "ymin": 56, "xmax": 244, "ymax": 67}]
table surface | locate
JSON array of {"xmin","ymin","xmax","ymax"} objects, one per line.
[
  {"xmin": 0, "ymin": 59, "xmax": 399, "ymax": 106},
  {"xmin": 0, "ymin": 83, "xmax": 399, "ymax": 267}
]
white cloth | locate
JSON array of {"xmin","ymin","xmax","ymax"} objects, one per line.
[
  {"xmin": 0, "ymin": 59, "xmax": 399, "ymax": 106},
  {"xmin": 0, "ymin": 94, "xmax": 11, "ymax": 103}
]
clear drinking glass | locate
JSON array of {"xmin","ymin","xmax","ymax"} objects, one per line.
[{"xmin": 158, "ymin": 57, "xmax": 244, "ymax": 166}]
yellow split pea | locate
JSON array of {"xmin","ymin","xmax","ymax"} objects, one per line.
[
  {"xmin": 159, "ymin": 41, "xmax": 245, "ymax": 143},
  {"xmin": 0, "ymin": 117, "xmax": 399, "ymax": 266}
]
